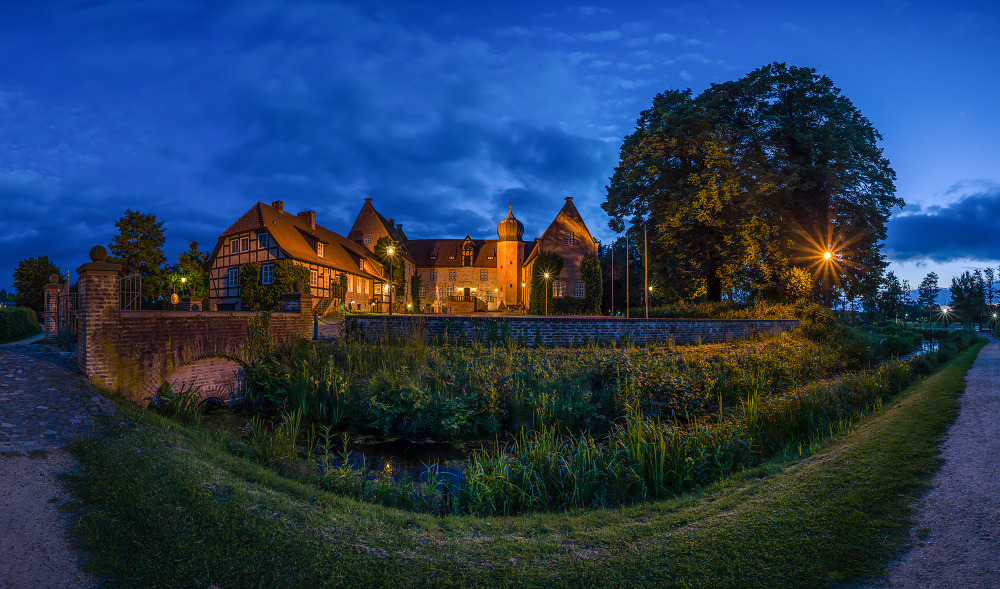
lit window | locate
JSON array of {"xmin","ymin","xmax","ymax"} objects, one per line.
[
  {"xmin": 310, "ymin": 270, "xmax": 318, "ymax": 287},
  {"xmin": 364, "ymin": 236, "xmax": 372, "ymax": 245},
  {"xmin": 486, "ymin": 291, "xmax": 494, "ymax": 303},
  {"xmin": 436, "ymin": 286, "xmax": 442, "ymax": 300},
  {"xmin": 574, "ymin": 281, "xmax": 585, "ymax": 298},
  {"xmin": 231, "ymin": 237, "xmax": 241, "ymax": 254},
  {"xmin": 554, "ymin": 280, "xmax": 565, "ymax": 298},
  {"xmin": 262, "ymin": 263, "xmax": 273, "ymax": 285},
  {"xmin": 419, "ymin": 285, "xmax": 426, "ymax": 299},
  {"xmin": 317, "ymin": 243, "xmax": 324, "ymax": 257},
  {"xmin": 258, "ymin": 232, "xmax": 269, "ymax": 248},
  {"xmin": 359, "ymin": 259, "xmax": 365, "ymax": 271},
  {"xmin": 448, "ymin": 269, "xmax": 456, "ymax": 281},
  {"xmin": 228, "ymin": 267, "xmax": 240, "ymax": 287},
  {"xmin": 480, "ymin": 269, "xmax": 488, "ymax": 281},
  {"xmin": 241, "ymin": 236, "xmax": 250, "ymax": 251},
  {"xmin": 564, "ymin": 232, "xmax": 575, "ymax": 247},
  {"xmin": 430, "ymin": 269, "xmax": 437, "ymax": 281}
]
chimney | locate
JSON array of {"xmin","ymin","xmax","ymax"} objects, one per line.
[
  {"xmin": 297, "ymin": 210, "xmax": 316, "ymax": 230},
  {"xmin": 396, "ymin": 223, "xmax": 403, "ymax": 233},
  {"xmin": 271, "ymin": 200, "xmax": 284, "ymax": 213},
  {"xmin": 364, "ymin": 198, "xmax": 372, "ymax": 205}
]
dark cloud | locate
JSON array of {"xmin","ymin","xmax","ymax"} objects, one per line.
[{"xmin": 886, "ymin": 190, "xmax": 1000, "ymax": 262}]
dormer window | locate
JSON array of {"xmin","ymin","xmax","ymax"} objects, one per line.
[
  {"xmin": 317, "ymin": 242, "xmax": 324, "ymax": 257},
  {"xmin": 359, "ymin": 259, "xmax": 365, "ymax": 271}
]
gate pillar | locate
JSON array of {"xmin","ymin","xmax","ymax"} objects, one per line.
[{"xmin": 43, "ymin": 276, "xmax": 61, "ymax": 344}]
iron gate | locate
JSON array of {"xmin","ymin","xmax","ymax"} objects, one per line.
[{"xmin": 56, "ymin": 287, "xmax": 78, "ymax": 351}]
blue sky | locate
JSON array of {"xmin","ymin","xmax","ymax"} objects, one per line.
[{"xmin": 2, "ymin": 0, "xmax": 999, "ymax": 294}]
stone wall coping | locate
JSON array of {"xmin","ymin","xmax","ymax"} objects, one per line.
[
  {"xmin": 119, "ymin": 310, "xmax": 302, "ymax": 319},
  {"xmin": 350, "ymin": 315, "xmax": 797, "ymax": 323},
  {"xmin": 77, "ymin": 261, "xmax": 123, "ymax": 274}
]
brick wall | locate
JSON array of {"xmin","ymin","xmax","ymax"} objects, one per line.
[
  {"xmin": 76, "ymin": 261, "xmax": 312, "ymax": 403},
  {"xmin": 344, "ymin": 315, "xmax": 799, "ymax": 346}
]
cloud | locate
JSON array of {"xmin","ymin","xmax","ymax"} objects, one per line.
[
  {"xmin": 580, "ymin": 30, "xmax": 623, "ymax": 42},
  {"xmin": 886, "ymin": 189, "xmax": 1000, "ymax": 262},
  {"xmin": 653, "ymin": 33, "xmax": 676, "ymax": 43}
]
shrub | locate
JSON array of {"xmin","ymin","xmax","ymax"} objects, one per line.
[{"xmin": 0, "ymin": 307, "xmax": 40, "ymax": 340}]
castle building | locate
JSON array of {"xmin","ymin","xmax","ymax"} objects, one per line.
[
  {"xmin": 351, "ymin": 197, "xmax": 598, "ymax": 312},
  {"xmin": 207, "ymin": 196, "xmax": 598, "ymax": 314}
]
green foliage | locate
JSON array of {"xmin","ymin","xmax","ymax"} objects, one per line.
[
  {"xmin": 949, "ymin": 270, "xmax": 985, "ymax": 325},
  {"xmin": 917, "ymin": 271, "xmax": 939, "ymax": 314},
  {"xmin": 107, "ymin": 210, "xmax": 166, "ymax": 299},
  {"xmin": 149, "ymin": 381, "xmax": 203, "ymax": 425},
  {"xmin": 13, "ymin": 256, "xmax": 62, "ymax": 312},
  {"xmin": 243, "ymin": 311, "xmax": 272, "ymax": 363},
  {"xmin": 527, "ymin": 251, "xmax": 563, "ymax": 315},
  {"xmin": 410, "ymin": 272, "xmax": 421, "ymax": 311},
  {"xmin": 240, "ymin": 259, "xmax": 310, "ymax": 311},
  {"xmin": 580, "ymin": 253, "xmax": 602, "ymax": 314},
  {"xmin": 605, "ymin": 63, "xmax": 901, "ymax": 304},
  {"xmin": 0, "ymin": 307, "xmax": 40, "ymax": 340}
]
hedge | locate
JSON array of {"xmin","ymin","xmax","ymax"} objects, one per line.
[{"xmin": 0, "ymin": 307, "xmax": 40, "ymax": 340}]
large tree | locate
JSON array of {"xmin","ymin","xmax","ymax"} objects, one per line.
[
  {"xmin": 949, "ymin": 271, "xmax": 984, "ymax": 327},
  {"xmin": 605, "ymin": 62, "xmax": 901, "ymax": 303},
  {"xmin": 108, "ymin": 210, "xmax": 166, "ymax": 299},
  {"xmin": 13, "ymin": 256, "xmax": 62, "ymax": 313},
  {"xmin": 917, "ymin": 271, "xmax": 939, "ymax": 323}
]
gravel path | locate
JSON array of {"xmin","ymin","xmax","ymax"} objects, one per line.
[
  {"xmin": 0, "ymin": 450, "xmax": 96, "ymax": 588},
  {"xmin": 875, "ymin": 337, "xmax": 1000, "ymax": 587}
]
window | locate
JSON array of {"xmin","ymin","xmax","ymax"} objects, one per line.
[
  {"xmin": 231, "ymin": 237, "xmax": 241, "ymax": 254},
  {"xmin": 564, "ymin": 232, "xmax": 575, "ymax": 247},
  {"xmin": 228, "ymin": 267, "xmax": 240, "ymax": 287},
  {"xmin": 364, "ymin": 280, "xmax": 369, "ymax": 294},
  {"xmin": 486, "ymin": 290, "xmax": 495, "ymax": 303},
  {"xmin": 419, "ymin": 285, "xmax": 426, "ymax": 299},
  {"xmin": 310, "ymin": 269, "xmax": 318, "ymax": 287},
  {"xmin": 553, "ymin": 280, "xmax": 565, "ymax": 298},
  {"xmin": 364, "ymin": 236, "xmax": 372, "ymax": 245},
  {"xmin": 317, "ymin": 243, "xmax": 324, "ymax": 257},
  {"xmin": 430, "ymin": 269, "xmax": 437, "ymax": 281},
  {"xmin": 359, "ymin": 259, "xmax": 365, "ymax": 271},
  {"xmin": 258, "ymin": 232, "xmax": 269, "ymax": 248},
  {"xmin": 262, "ymin": 263, "xmax": 274, "ymax": 285},
  {"xmin": 241, "ymin": 236, "xmax": 250, "ymax": 251},
  {"xmin": 480, "ymin": 269, "xmax": 488, "ymax": 281},
  {"xmin": 436, "ymin": 286, "xmax": 442, "ymax": 300},
  {"xmin": 574, "ymin": 281, "xmax": 585, "ymax": 298},
  {"xmin": 448, "ymin": 269, "xmax": 456, "ymax": 281}
]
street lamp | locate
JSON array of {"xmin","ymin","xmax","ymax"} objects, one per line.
[
  {"xmin": 521, "ymin": 282, "xmax": 526, "ymax": 314},
  {"xmin": 386, "ymin": 245, "xmax": 395, "ymax": 316},
  {"xmin": 543, "ymin": 272, "xmax": 551, "ymax": 317}
]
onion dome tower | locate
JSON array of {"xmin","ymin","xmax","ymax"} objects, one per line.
[
  {"xmin": 496, "ymin": 203, "xmax": 525, "ymax": 307},
  {"xmin": 497, "ymin": 205, "xmax": 524, "ymax": 242}
]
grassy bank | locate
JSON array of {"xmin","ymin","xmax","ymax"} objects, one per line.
[{"xmin": 65, "ymin": 340, "xmax": 985, "ymax": 587}]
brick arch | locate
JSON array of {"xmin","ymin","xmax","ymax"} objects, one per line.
[{"xmin": 165, "ymin": 356, "xmax": 248, "ymax": 406}]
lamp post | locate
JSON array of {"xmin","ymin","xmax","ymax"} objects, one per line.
[
  {"xmin": 521, "ymin": 282, "xmax": 526, "ymax": 314},
  {"xmin": 543, "ymin": 272, "xmax": 551, "ymax": 317},
  {"xmin": 386, "ymin": 245, "xmax": 395, "ymax": 316}
]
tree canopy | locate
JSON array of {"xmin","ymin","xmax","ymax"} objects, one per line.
[
  {"xmin": 604, "ymin": 62, "xmax": 902, "ymax": 303},
  {"xmin": 108, "ymin": 209, "xmax": 166, "ymax": 299},
  {"xmin": 13, "ymin": 256, "xmax": 62, "ymax": 313}
]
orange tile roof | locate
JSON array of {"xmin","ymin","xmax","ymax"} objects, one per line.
[{"xmin": 212, "ymin": 202, "xmax": 385, "ymax": 281}]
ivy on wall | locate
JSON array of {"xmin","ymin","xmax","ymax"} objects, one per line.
[{"xmin": 239, "ymin": 259, "xmax": 310, "ymax": 311}]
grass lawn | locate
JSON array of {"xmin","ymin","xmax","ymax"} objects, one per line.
[{"xmin": 65, "ymin": 341, "xmax": 985, "ymax": 588}]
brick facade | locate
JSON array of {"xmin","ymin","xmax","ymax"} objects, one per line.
[
  {"xmin": 75, "ymin": 260, "xmax": 312, "ymax": 404},
  {"xmin": 344, "ymin": 315, "xmax": 798, "ymax": 346}
]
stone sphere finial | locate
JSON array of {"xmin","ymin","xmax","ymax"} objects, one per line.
[
  {"xmin": 48, "ymin": 274, "xmax": 60, "ymax": 284},
  {"xmin": 89, "ymin": 245, "xmax": 108, "ymax": 262},
  {"xmin": 293, "ymin": 280, "xmax": 303, "ymax": 293}
]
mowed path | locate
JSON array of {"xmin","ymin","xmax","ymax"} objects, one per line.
[
  {"xmin": 876, "ymin": 336, "xmax": 1000, "ymax": 587},
  {"xmin": 0, "ymin": 341, "xmax": 117, "ymax": 588}
]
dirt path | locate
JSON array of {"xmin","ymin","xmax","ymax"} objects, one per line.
[
  {"xmin": 875, "ymin": 337, "xmax": 1000, "ymax": 587},
  {"xmin": 0, "ymin": 450, "xmax": 95, "ymax": 588}
]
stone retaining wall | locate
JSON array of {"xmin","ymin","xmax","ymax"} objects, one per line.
[{"xmin": 343, "ymin": 315, "xmax": 798, "ymax": 346}]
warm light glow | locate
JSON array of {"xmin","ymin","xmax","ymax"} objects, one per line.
[
  {"xmin": 544, "ymin": 273, "xmax": 550, "ymax": 279},
  {"xmin": 521, "ymin": 282, "xmax": 525, "ymax": 287},
  {"xmin": 407, "ymin": 303, "xmax": 412, "ymax": 309},
  {"xmin": 181, "ymin": 277, "xmax": 186, "ymax": 284},
  {"xmin": 648, "ymin": 286, "xmax": 653, "ymax": 292},
  {"xmin": 387, "ymin": 246, "xmax": 395, "ymax": 256},
  {"xmin": 823, "ymin": 251, "xmax": 832, "ymax": 260}
]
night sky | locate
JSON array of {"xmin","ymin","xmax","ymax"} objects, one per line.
[{"xmin": 2, "ymin": 0, "xmax": 998, "ymax": 293}]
